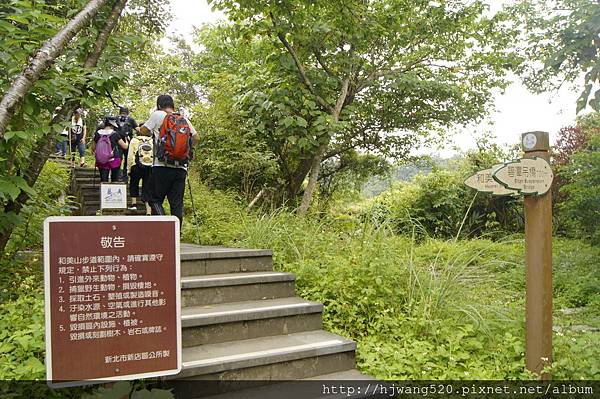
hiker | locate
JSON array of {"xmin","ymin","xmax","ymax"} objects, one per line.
[
  {"xmin": 93, "ymin": 116, "xmax": 128, "ymax": 183},
  {"xmin": 139, "ymin": 94, "xmax": 199, "ymax": 224},
  {"xmin": 69, "ymin": 108, "xmax": 87, "ymax": 167},
  {"xmin": 117, "ymin": 106, "xmax": 138, "ymax": 182},
  {"xmin": 53, "ymin": 106, "xmax": 68, "ymax": 157},
  {"xmin": 127, "ymin": 127, "xmax": 153, "ymax": 215}
]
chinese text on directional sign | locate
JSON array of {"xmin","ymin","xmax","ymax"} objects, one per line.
[
  {"xmin": 464, "ymin": 164, "xmax": 519, "ymax": 196},
  {"xmin": 493, "ymin": 157, "xmax": 553, "ymax": 196},
  {"xmin": 465, "ymin": 158, "xmax": 553, "ymax": 196}
]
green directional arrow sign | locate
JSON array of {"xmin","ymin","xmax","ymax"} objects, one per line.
[
  {"xmin": 464, "ymin": 164, "xmax": 519, "ymax": 196},
  {"xmin": 492, "ymin": 157, "xmax": 553, "ymax": 196}
]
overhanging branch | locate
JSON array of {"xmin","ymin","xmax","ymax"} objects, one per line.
[{"xmin": 270, "ymin": 12, "xmax": 333, "ymax": 114}]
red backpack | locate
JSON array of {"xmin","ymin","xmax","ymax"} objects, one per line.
[{"xmin": 157, "ymin": 112, "xmax": 192, "ymax": 166}]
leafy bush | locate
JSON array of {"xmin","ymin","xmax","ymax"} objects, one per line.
[
  {"xmin": 5, "ymin": 161, "xmax": 76, "ymax": 255},
  {"xmin": 364, "ymin": 167, "xmax": 523, "ymax": 239},
  {"xmin": 0, "ymin": 276, "xmax": 45, "ymax": 380},
  {"xmin": 559, "ymin": 135, "xmax": 600, "ymax": 243}
]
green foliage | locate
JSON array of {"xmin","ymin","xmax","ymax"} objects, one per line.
[
  {"xmin": 2, "ymin": 174, "xmax": 600, "ymax": 382},
  {"xmin": 197, "ymin": 0, "xmax": 521, "ymax": 204},
  {"xmin": 0, "ymin": 276, "xmax": 45, "ymax": 381},
  {"xmin": 0, "ymin": 0, "xmax": 169, "ymax": 248},
  {"xmin": 83, "ymin": 381, "xmax": 174, "ymax": 399},
  {"xmin": 5, "ymin": 162, "xmax": 77, "ymax": 254},
  {"xmin": 181, "ymin": 172, "xmax": 252, "ymax": 246},
  {"xmin": 552, "ymin": 240, "xmax": 600, "ymax": 308},
  {"xmin": 559, "ymin": 134, "xmax": 600, "ymax": 242},
  {"xmin": 226, "ymin": 208, "xmax": 598, "ymax": 379},
  {"xmin": 364, "ymin": 166, "xmax": 523, "ymax": 239},
  {"xmin": 512, "ymin": 0, "xmax": 600, "ymax": 112}
]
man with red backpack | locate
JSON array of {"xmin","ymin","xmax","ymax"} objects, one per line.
[{"xmin": 139, "ymin": 94, "xmax": 199, "ymax": 224}]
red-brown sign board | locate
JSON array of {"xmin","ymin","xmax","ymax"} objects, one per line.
[{"xmin": 44, "ymin": 216, "xmax": 181, "ymax": 387}]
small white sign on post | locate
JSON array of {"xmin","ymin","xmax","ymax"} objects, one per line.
[{"xmin": 100, "ymin": 183, "xmax": 127, "ymax": 209}]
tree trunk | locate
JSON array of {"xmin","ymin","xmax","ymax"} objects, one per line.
[
  {"xmin": 283, "ymin": 156, "xmax": 313, "ymax": 202},
  {"xmin": 297, "ymin": 78, "xmax": 349, "ymax": 215},
  {"xmin": 84, "ymin": 0, "xmax": 127, "ymax": 68},
  {"xmin": 297, "ymin": 141, "xmax": 328, "ymax": 215},
  {"xmin": 0, "ymin": 0, "xmax": 127, "ymax": 256},
  {"xmin": 0, "ymin": 0, "xmax": 111, "ymax": 140}
]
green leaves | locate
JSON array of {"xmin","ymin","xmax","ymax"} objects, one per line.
[
  {"xmin": 513, "ymin": 0, "xmax": 600, "ymax": 113},
  {"xmin": 0, "ymin": 176, "xmax": 34, "ymax": 202}
]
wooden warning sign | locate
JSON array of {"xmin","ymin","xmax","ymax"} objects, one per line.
[
  {"xmin": 493, "ymin": 157, "xmax": 554, "ymax": 196},
  {"xmin": 44, "ymin": 216, "xmax": 181, "ymax": 387},
  {"xmin": 464, "ymin": 164, "xmax": 519, "ymax": 196}
]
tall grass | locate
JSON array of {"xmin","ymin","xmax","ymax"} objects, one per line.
[{"xmin": 179, "ymin": 182, "xmax": 599, "ymax": 379}]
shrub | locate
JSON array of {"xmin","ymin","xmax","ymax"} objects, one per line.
[
  {"xmin": 5, "ymin": 161, "xmax": 77, "ymax": 255},
  {"xmin": 559, "ymin": 135, "xmax": 600, "ymax": 242},
  {"xmin": 364, "ymin": 167, "xmax": 523, "ymax": 239}
]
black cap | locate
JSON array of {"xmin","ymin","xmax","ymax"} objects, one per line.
[
  {"xmin": 119, "ymin": 106, "xmax": 129, "ymax": 115},
  {"xmin": 104, "ymin": 116, "xmax": 119, "ymax": 129}
]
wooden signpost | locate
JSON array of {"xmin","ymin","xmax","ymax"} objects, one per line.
[{"xmin": 465, "ymin": 131, "xmax": 553, "ymax": 379}]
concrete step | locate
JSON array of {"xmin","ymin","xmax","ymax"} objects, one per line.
[
  {"xmin": 180, "ymin": 244, "xmax": 273, "ymax": 276},
  {"xmin": 73, "ymin": 166, "xmax": 97, "ymax": 176},
  {"xmin": 48, "ymin": 156, "xmax": 73, "ymax": 166},
  {"xmin": 79, "ymin": 206, "xmax": 147, "ymax": 216},
  {"xmin": 81, "ymin": 199, "xmax": 140, "ymax": 207},
  {"xmin": 305, "ymin": 369, "xmax": 375, "ymax": 380},
  {"xmin": 181, "ymin": 297, "xmax": 323, "ymax": 346},
  {"xmin": 80, "ymin": 191, "xmax": 135, "ymax": 203},
  {"xmin": 74, "ymin": 177, "xmax": 102, "ymax": 185},
  {"xmin": 181, "ymin": 272, "xmax": 296, "ymax": 307},
  {"xmin": 196, "ymin": 370, "xmax": 375, "ymax": 399},
  {"xmin": 178, "ymin": 330, "xmax": 356, "ymax": 381},
  {"xmin": 74, "ymin": 176, "xmax": 127, "ymax": 185}
]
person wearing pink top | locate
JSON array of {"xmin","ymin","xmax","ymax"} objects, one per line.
[{"xmin": 93, "ymin": 116, "xmax": 129, "ymax": 182}]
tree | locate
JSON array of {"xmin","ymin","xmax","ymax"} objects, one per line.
[
  {"xmin": 209, "ymin": 0, "xmax": 520, "ymax": 213},
  {"xmin": 551, "ymin": 112, "xmax": 600, "ymax": 231},
  {"xmin": 559, "ymin": 134, "xmax": 600, "ymax": 242},
  {"xmin": 0, "ymin": 0, "xmax": 169, "ymax": 255},
  {"xmin": 512, "ymin": 0, "xmax": 600, "ymax": 112},
  {"xmin": 0, "ymin": 0, "xmax": 111, "ymax": 140}
]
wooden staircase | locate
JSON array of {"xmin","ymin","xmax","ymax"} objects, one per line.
[{"xmin": 70, "ymin": 165, "xmax": 146, "ymax": 215}]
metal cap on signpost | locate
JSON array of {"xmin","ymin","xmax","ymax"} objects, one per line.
[{"xmin": 522, "ymin": 131, "xmax": 552, "ymax": 379}]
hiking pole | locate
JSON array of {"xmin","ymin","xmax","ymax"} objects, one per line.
[{"xmin": 187, "ymin": 176, "xmax": 201, "ymax": 244}]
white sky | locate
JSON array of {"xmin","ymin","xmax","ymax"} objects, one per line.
[{"xmin": 165, "ymin": 0, "xmax": 582, "ymax": 157}]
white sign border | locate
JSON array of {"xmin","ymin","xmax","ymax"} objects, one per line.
[{"xmin": 44, "ymin": 215, "xmax": 182, "ymax": 388}]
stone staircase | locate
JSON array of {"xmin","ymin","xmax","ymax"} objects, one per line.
[
  {"xmin": 50, "ymin": 155, "xmax": 370, "ymax": 396},
  {"xmin": 69, "ymin": 165, "xmax": 146, "ymax": 215},
  {"xmin": 48, "ymin": 154, "xmax": 145, "ymax": 215},
  {"xmin": 173, "ymin": 244, "xmax": 369, "ymax": 397}
]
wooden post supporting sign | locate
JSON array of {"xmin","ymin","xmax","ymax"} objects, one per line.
[
  {"xmin": 465, "ymin": 131, "xmax": 554, "ymax": 379},
  {"xmin": 522, "ymin": 131, "xmax": 552, "ymax": 378}
]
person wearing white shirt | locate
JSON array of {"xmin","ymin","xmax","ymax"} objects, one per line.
[{"xmin": 139, "ymin": 94, "xmax": 199, "ymax": 224}]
